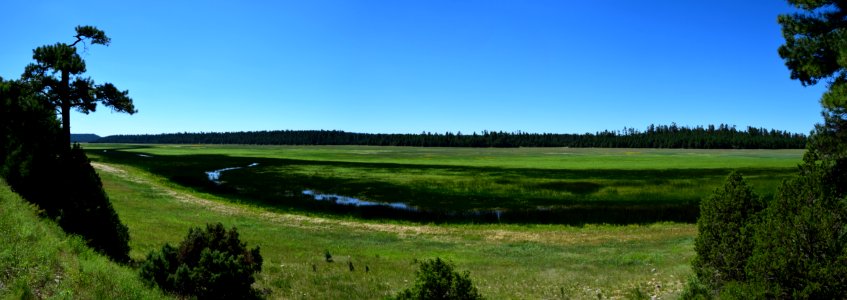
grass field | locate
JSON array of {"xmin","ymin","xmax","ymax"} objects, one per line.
[
  {"xmin": 84, "ymin": 144, "xmax": 802, "ymax": 224},
  {"xmin": 91, "ymin": 160, "xmax": 696, "ymax": 299},
  {"xmin": 85, "ymin": 144, "xmax": 803, "ymax": 169},
  {"xmin": 73, "ymin": 145, "xmax": 805, "ymax": 298}
]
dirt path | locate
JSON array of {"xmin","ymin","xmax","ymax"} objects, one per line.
[{"xmin": 92, "ymin": 162, "xmax": 695, "ymax": 245}]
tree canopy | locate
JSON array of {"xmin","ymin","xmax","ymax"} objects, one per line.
[{"xmin": 778, "ymin": 0, "xmax": 847, "ymax": 109}]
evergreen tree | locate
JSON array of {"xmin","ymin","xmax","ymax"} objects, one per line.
[
  {"xmin": 1, "ymin": 27, "xmax": 135, "ymax": 263},
  {"xmin": 692, "ymin": 172, "xmax": 763, "ymax": 291},
  {"xmin": 22, "ymin": 25, "xmax": 136, "ymax": 148}
]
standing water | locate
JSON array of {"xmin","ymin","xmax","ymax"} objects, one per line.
[{"xmin": 301, "ymin": 190, "xmax": 417, "ymax": 211}]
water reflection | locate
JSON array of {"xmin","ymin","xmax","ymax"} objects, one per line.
[
  {"xmin": 302, "ymin": 190, "xmax": 416, "ymax": 211},
  {"xmin": 205, "ymin": 163, "xmax": 259, "ymax": 184}
]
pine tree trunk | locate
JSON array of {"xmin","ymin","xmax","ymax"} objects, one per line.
[{"xmin": 61, "ymin": 69, "xmax": 71, "ymax": 148}]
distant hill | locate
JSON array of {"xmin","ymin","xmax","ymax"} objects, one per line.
[
  {"xmin": 94, "ymin": 124, "xmax": 808, "ymax": 149},
  {"xmin": 71, "ymin": 134, "xmax": 101, "ymax": 143}
]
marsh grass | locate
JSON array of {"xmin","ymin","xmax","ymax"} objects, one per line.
[{"xmin": 85, "ymin": 145, "xmax": 799, "ymax": 224}]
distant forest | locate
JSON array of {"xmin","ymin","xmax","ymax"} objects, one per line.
[
  {"xmin": 70, "ymin": 134, "xmax": 101, "ymax": 143},
  {"xmin": 94, "ymin": 124, "xmax": 806, "ymax": 149}
]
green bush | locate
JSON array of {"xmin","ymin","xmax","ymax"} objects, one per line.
[
  {"xmin": 140, "ymin": 223, "xmax": 263, "ymax": 299},
  {"xmin": 395, "ymin": 258, "xmax": 483, "ymax": 300},
  {"xmin": 692, "ymin": 171, "xmax": 763, "ymax": 290}
]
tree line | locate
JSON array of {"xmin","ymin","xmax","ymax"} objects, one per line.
[{"xmin": 95, "ymin": 124, "xmax": 806, "ymax": 149}]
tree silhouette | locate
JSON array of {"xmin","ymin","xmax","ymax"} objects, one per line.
[
  {"xmin": 23, "ymin": 25, "xmax": 136, "ymax": 148},
  {"xmin": 92, "ymin": 125, "xmax": 807, "ymax": 149}
]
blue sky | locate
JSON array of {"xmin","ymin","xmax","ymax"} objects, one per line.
[{"xmin": 0, "ymin": 1, "xmax": 826, "ymax": 136}]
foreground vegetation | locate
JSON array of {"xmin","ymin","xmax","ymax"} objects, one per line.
[
  {"xmin": 85, "ymin": 144, "xmax": 802, "ymax": 224},
  {"xmin": 4, "ymin": 2, "xmax": 843, "ymax": 297},
  {"xmin": 0, "ymin": 180, "xmax": 165, "ymax": 299},
  {"xmin": 1, "ymin": 26, "xmax": 135, "ymax": 263},
  {"xmin": 93, "ymin": 160, "xmax": 696, "ymax": 299},
  {"xmin": 140, "ymin": 223, "xmax": 264, "ymax": 299}
]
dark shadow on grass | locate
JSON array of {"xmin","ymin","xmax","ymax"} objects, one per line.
[{"xmin": 535, "ymin": 181, "xmax": 603, "ymax": 195}]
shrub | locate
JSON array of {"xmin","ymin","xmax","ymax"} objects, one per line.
[
  {"xmin": 139, "ymin": 223, "xmax": 263, "ymax": 299},
  {"xmin": 692, "ymin": 171, "xmax": 763, "ymax": 290},
  {"xmin": 395, "ymin": 257, "xmax": 483, "ymax": 300}
]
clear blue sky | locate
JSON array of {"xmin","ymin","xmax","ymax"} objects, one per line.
[{"xmin": 0, "ymin": 0, "xmax": 826, "ymax": 136}]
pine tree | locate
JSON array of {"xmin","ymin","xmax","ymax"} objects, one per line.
[{"xmin": 22, "ymin": 25, "xmax": 136, "ymax": 148}]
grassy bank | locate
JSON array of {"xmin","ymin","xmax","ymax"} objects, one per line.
[
  {"xmin": 94, "ymin": 161, "xmax": 696, "ymax": 299},
  {"xmin": 0, "ymin": 180, "xmax": 166, "ymax": 299},
  {"xmin": 85, "ymin": 144, "xmax": 801, "ymax": 223}
]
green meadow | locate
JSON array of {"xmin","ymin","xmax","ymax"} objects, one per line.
[
  {"xmin": 57, "ymin": 144, "xmax": 800, "ymax": 298},
  {"xmin": 90, "ymin": 158, "xmax": 696, "ymax": 299},
  {"xmin": 85, "ymin": 144, "xmax": 802, "ymax": 224}
]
